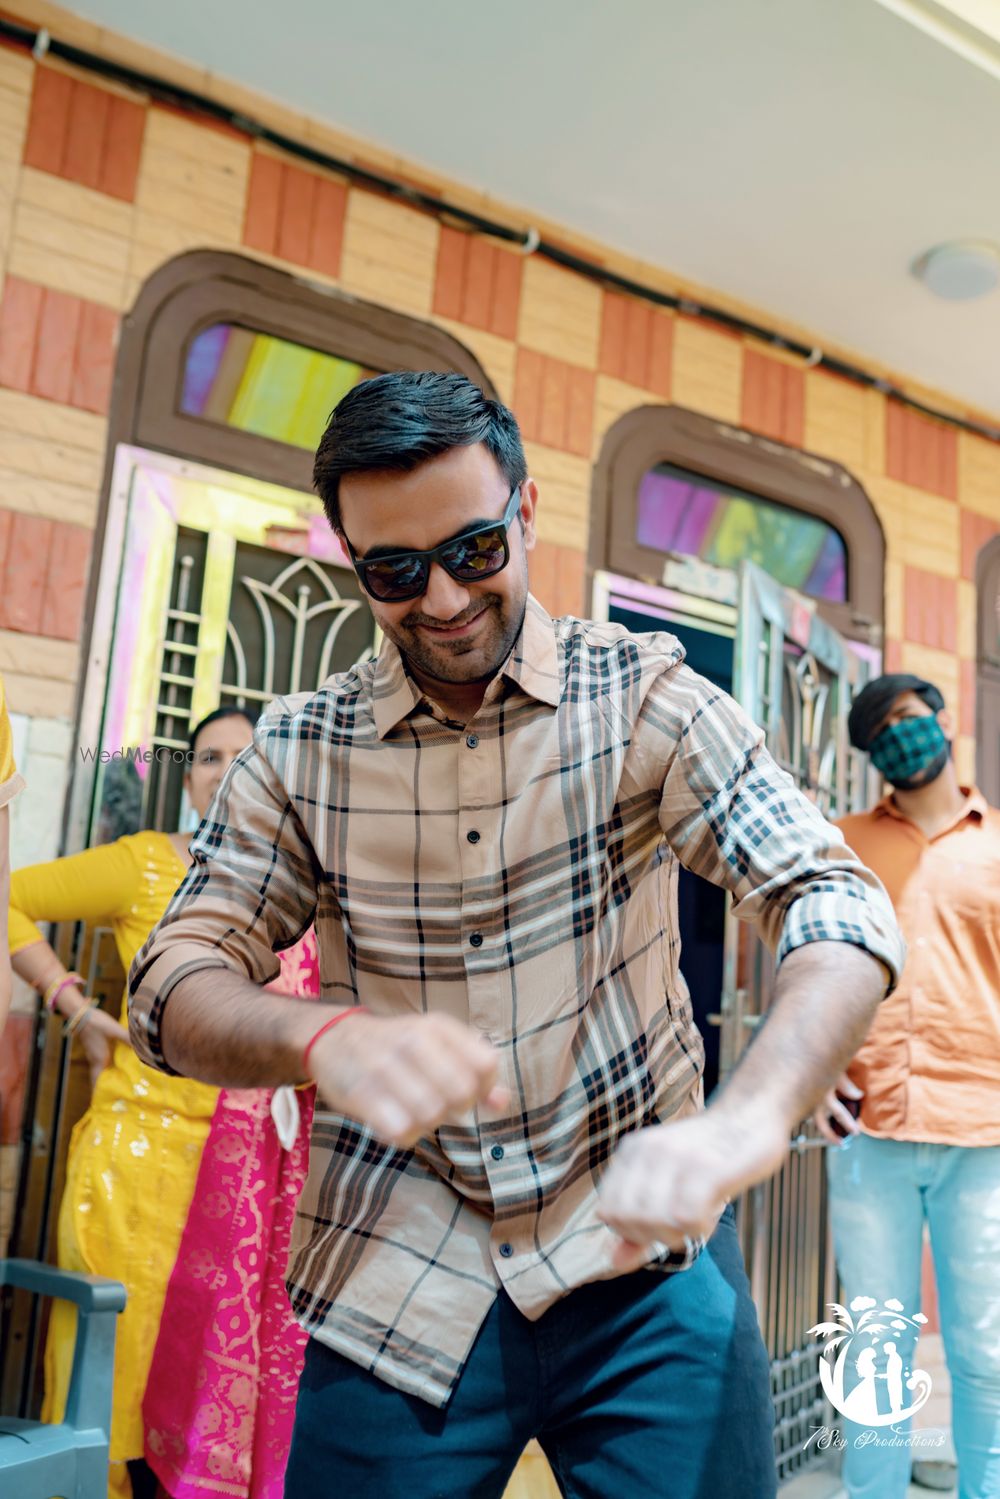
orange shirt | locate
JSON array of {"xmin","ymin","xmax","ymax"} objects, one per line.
[{"xmin": 837, "ymin": 788, "xmax": 1000, "ymax": 1146}]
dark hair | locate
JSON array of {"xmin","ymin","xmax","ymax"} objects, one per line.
[
  {"xmin": 187, "ymin": 705, "xmax": 256, "ymax": 760},
  {"xmin": 313, "ymin": 371, "xmax": 527, "ymax": 531}
]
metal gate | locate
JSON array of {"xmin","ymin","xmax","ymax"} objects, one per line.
[
  {"xmin": 722, "ymin": 561, "xmax": 877, "ymax": 1483},
  {"xmin": 595, "ymin": 559, "xmax": 879, "ymax": 1484}
]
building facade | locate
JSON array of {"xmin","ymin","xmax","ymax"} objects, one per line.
[{"xmin": 0, "ymin": 0, "xmax": 998, "ymax": 1479}]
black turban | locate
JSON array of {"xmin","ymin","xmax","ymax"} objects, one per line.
[{"xmin": 847, "ymin": 673, "xmax": 945, "ymax": 752}]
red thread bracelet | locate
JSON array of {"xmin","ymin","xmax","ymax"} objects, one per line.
[{"xmin": 302, "ymin": 1007, "xmax": 366, "ymax": 1078}]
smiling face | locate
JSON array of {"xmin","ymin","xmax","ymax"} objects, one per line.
[
  {"xmin": 338, "ymin": 443, "xmax": 537, "ymax": 690},
  {"xmin": 184, "ymin": 712, "xmax": 254, "ymax": 820}
]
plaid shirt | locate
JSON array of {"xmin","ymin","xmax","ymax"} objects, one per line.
[{"xmin": 130, "ymin": 598, "xmax": 903, "ymax": 1408}]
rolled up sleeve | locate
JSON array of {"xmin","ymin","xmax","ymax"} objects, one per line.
[
  {"xmin": 654, "ymin": 663, "xmax": 905, "ymax": 989},
  {"xmin": 128, "ymin": 726, "xmax": 319, "ymax": 1072}
]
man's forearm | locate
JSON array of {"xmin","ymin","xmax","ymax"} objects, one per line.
[
  {"xmin": 149, "ymin": 967, "xmax": 344, "ymax": 1088},
  {"xmin": 709, "ymin": 941, "xmax": 885, "ymax": 1129}
]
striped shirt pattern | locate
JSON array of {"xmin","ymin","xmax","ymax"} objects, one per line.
[{"xmin": 129, "ymin": 598, "xmax": 903, "ymax": 1408}]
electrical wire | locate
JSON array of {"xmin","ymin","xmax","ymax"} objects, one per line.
[{"xmin": 4, "ymin": 14, "xmax": 999, "ymax": 446}]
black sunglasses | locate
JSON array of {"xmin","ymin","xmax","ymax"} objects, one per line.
[{"xmin": 345, "ymin": 486, "xmax": 523, "ymax": 603}]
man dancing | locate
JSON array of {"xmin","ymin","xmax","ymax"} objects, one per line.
[{"xmin": 130, "ymin": 372, "xmax": 902, "ymax": 1498}]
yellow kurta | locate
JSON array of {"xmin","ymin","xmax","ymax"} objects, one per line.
[
  {"xmin": 10, "ymin": 830, "xmax": 218, "ymax": 1497},
  {"xmin": 0, "ymin": 672, "xmax": 26, "ymax": 808}
]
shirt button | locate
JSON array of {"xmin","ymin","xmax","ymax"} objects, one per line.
[
  {"xmin": 491, "ymin": 1144, "xmax": 504, "ymax": 1160},
  {"xmin": 467, "ymin": 829, "xmax": 481, "ymax": 844},
  {"xmin": 469, "ymin": 932, "xmax": 484, "ymax": 948},
  {"xmin": 466, "ymin": 733, "xmax": 479, "ymax": 749},
  {"xmin": 499, "ymin": 1242, "xmax": 514, "ymax": 1258}
]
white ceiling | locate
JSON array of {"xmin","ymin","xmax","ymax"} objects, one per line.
[{"xmin": 66, "ymin": 0, "xmax": 1000, "ymax": 415}]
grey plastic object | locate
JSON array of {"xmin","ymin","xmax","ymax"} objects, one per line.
[{"xmin": 0, "ymin": 1259, "xmax": 126, "ymax": 1499}]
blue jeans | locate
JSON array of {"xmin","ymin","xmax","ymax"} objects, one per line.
[
  {"xmin": 827, "ymin": 1134, "xmax": 1000, "ymax": 1499},
  {"xmin": 284, "ymin": 1205, "xmax": 776, "ymax": 1498}
]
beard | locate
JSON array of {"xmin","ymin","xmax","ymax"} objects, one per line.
[
  {"xmin": 887, "ymin": 741, "xmax": 951, "ymax": 791},
  {"xmin": 384, "ymin": 589, "xmax": 526, "ymax": 685}
]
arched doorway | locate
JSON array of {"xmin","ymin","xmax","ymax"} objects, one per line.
[
  {"xmin": 588, "ymin": 403, "xmax": 886, "ymax": 1088},
  {"xmin": 69, "ymin": 249, "xmax": 496, "ymax": 854},
  {"xmin": 588, "ymin": 403, "xmax": 886, "ymax": 1484},
  {"xmin": 589, "ymin": 402, "xmax": 885, "ymax": 648}
]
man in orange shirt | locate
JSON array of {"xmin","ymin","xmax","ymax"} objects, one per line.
[{"xmin": 815, "ymin": 672, "xmax": 1000, "ymax": 1499}]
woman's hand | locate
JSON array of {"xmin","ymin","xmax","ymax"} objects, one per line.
[
  {"xmin": 77, "ymin": 1025, "xmax": 113, "ymax": 1089},
  {"xmin": 81, "ymin": 1006, "xmax": 132, "ymax": 1047},
  {"xmin": 63, "ymin": 1001, "xmax": 131, "ymax": 1088}
]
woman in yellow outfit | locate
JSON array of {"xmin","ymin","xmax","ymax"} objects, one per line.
[
  {"xmin": 0, "ymin": 671, "xmax": 26, "ymax": 1037},
  {"xmin": 9, "ymin": 707, "xmax": 256, "ymax": 1499}
]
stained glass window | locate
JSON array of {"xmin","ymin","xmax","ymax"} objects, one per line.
[
  {"xmin": 636, "ymin": 463, "xmax": 847, "ymax": 603},
  {"xmin": 180, "ymin": 323, "xmax": 377, "ymax": 450}
]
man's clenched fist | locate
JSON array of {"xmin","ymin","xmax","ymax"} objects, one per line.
[{"xmin": 310, "ymin": 1010, "xmax": 509, "ymax": 1147}]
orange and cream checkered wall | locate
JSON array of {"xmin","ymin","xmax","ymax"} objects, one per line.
[{"xmin": 0, "ymin": 38, "xmax": 996, "ymax": 798}]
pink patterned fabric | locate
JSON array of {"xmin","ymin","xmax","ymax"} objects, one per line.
[{"xmin": 144, "ymin": 932, "xmax": 320, "ymax": 1498}]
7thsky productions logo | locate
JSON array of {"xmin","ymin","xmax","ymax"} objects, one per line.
[
  {"xmin": 809, "ymin": 1295, "xmax": 931, "ymax": 1427},
  {"xmin": 805, "ymin": 1295, "xmax": 945, "ymax": 1453}
]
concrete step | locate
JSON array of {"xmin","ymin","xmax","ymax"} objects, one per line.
[{"xmin": 781, "ymin": 1470, "xmax": 956, "ymax": 1499}]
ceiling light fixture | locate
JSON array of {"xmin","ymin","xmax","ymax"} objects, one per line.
[{"xmin": 911, "ymin": 240, "xmax": 1000, "ymax": 299}]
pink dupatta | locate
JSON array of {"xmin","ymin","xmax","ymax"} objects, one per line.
[{"xmin": 144, "ymin": 932, "xmax": 320, "ymax": 1498}]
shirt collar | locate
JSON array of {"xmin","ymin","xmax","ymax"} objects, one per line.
[
  {"xmin": 371, "ymin": 594, "xmax": 561, "ymax": 739},
  {"xmin": 874, "ymin": 785, "xmax": 987, "ymax": 833},
  {"xmin": 501, "ymin": 595, "xmax": 561, "ymax": 709},
  {"xmin": 371, "ymin": 636, "xmax": 422, "ymax": 739}
]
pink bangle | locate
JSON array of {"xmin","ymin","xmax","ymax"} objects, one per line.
[
  {"xmin": 42, "ymin": 973, "xmax": 84, "ymax": 1013},
  {"xmin": 302, "ymin": 1007, "xmax": 366, "ymax": 1078}
]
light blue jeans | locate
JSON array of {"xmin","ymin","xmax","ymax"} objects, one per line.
[{"xmin": 827, "ymin": 1134, "xmax": 1000, "ymax": 1499}]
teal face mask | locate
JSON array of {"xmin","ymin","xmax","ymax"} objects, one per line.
[{"xmin": 868, "ymin": 715, "xmax": 950, "ymax": 790}]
